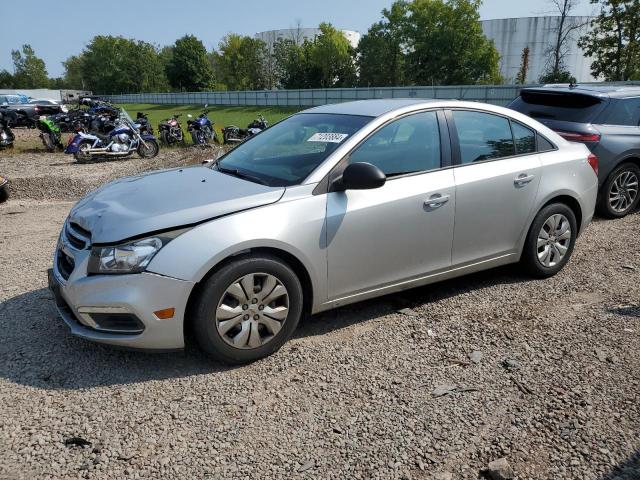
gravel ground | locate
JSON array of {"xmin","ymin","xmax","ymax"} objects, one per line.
[{"xmin": 0, "ymin": 141, "xmax": 639, "ymax": 479}]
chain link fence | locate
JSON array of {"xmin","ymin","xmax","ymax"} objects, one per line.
[{"xmin": 102, "ymin": 82, "xmax": 640, "ymax": 107}]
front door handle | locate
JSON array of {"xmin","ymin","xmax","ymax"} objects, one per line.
[
  {"xmin": 424, "ymin": 194, "xmax": 450, "ymax": 209},
  {"xmin": 514, "ymin": 173, "xmax": 535, "ymax": 186}
]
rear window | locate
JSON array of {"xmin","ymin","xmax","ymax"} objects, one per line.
[{"xmin": 510, "ymin": 91, "xmax": 607, "ymax": 123}]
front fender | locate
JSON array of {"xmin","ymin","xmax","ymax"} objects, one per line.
[{"xmin": 147, "ymin": 188, "xmax": 329, "ymax": 311}]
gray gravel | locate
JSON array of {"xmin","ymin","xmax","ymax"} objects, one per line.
[{"xmin": 0, "ymin": 147, "xmax": 639, "ymax": 479}]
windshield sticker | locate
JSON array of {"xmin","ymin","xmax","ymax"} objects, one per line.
[{"xmin": 307, "ymin": 132, "xmax": 349, "ymax": 143}]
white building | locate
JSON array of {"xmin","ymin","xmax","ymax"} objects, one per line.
[
  {"xmin": 255, "ymin": 28, "xmax": 361, "ymax": 50},
  {"xmin": 480, "ymin": 16, "xmax": 597, "ymax": 83}
]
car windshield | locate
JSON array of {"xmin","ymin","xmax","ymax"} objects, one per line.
[{"xmin": 214, "ymin": 113, "xmax": 373, "ymax": 186}]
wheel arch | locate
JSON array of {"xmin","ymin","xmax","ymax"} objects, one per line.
[
  {"xmin": 541, "ymin": 194, "xmax": 583, "ymax": 235},
  {"xmin": 183, "ymin": 246, "xmax": 314, "ymax": 342}
]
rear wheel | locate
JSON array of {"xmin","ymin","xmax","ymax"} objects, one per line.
[
  {"xmin": 598, "ymin": 163, "xmax": 640, "ymax": 218},
  {"xmin": 193, "ymin": 255, "xmax": 303, "ymax": 364},
  {"xmin": 74, "ymin": 141, "xmax": 92, "ymax": 163},
  {"xmin": 521, "ymin": 203, "xmax": 577, "ymax": 278},
  {"xmin": 160, "ymin": 130, "xmax": 170, "ymax": 146},
  {"xmin": 0, "ymin": 185, "xmax": 8, "ymax": 203}
]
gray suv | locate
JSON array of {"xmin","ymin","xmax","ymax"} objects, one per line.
[
  {"xmin": 49, "ymin": 100, "xmax": 598, "ymax": 364},
  {"xmin": 509, "ymin": 85, "xmax": 640, "ymax": 218}
]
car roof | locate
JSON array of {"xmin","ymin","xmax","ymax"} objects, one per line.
[
  {"xmin": 522, "ymin": 84, "xmax": 640, "ymax": 99},
  {"xmin": 303, "ymin": 99, "xmax": 445, "ymax": 117}
]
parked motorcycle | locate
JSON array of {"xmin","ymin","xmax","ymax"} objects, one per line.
[
  {"xmin": 158, "ymin": 114, "xmax": 185, "ymax": 146},
  {"xmin": 0, "ymin": 109, "xmax": 17, "ymax": 149},
  {"xmin": 135, "ymin": 112, "xmax": 154, "ymax": 136},
  {"xmin": 64, "ymin": 109, "xmax": 159, "ymax": 162},
  {"xmin": 0, "ymin": 174, "xmax": 8, "ymax": 203},
  {"xmin": 187, "ymin": 105, "xmax": 218, "ymax": 145},
  {"xmin": 222, "ymin": 114, "xmax": 268, "ymax": 144},
  {"xmin": 36, "ymin": 116, "xmax": 64, "ymax": 151}
]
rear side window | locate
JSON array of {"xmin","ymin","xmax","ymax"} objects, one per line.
[
  {"xmin": 512, "ymin": 122, "xmax": 536, "ymax": 154},
  {"xmin": 452, "ymin": 111, "xmax": 515, "ymax": 164},
  {"xmin": 597, "ymin": 98, "xmax": 640, "ymax": 126},
  {"xmin": 510, "ymin": 91, "xmax": 607, "ymax": 123}
]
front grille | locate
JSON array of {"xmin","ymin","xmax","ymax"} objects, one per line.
[
  {"xmin": 89, "ymin": 313, "xmax": 145, "ymax": 334},
  {"xmin": 56, "ymin": 249, "xmax": 74, "ymax": 280},
  {"xmin": 65, "ymin": 222, "xmax": 91, "ymax": 250}
]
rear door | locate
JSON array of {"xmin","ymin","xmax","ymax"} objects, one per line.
[{"xmin": 448, "ymin": 109, "xmax": 542, "ymax": 266}]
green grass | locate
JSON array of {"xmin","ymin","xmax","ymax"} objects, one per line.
[{"xmin": 118, "ymin": 104, "xmax": 301, "ymax": 139}]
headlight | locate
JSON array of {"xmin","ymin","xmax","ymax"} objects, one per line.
[{"xmin": 87, "ymin": 230, "xmax": 186, "ymax": 275}]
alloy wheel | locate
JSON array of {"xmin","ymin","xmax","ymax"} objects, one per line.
[
  {"xmin": 537, "ymin": 213, "xmax": 571, "ymax": 267},
  {"xmin": 609, "ymin": 170, "xmax": 639, "ymax": 214},
  {"xmin": 215, "ymin": 273, "xmax": 289, "ymax": 349}
]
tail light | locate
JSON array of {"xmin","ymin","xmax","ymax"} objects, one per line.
[
  {"xmin": 587, "ymin": 153, "xmax": 599, "ymax": 177},
  {"xmin": 554, "ymin": 130, "xmax": 601, "ymax": 143}
]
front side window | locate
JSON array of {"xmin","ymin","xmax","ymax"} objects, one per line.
[
  {"xmin": 215, "ymin": 113, "xmax": 372, "ymax": 186},
  {"xmin": 349, "ymin": 111, "xmax": 441, "ymax": 176},
  {"xmin": 453, "ymin": 110, "xmax": 515, "ymax": 164}
]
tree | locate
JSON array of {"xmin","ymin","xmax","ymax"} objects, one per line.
[
  {"xmin": 357, "ymin": 2, "xmax": 407, "ymax": 87},
  {"xmin": 309, "ymin": 23, "xmax": 357, "ymax": 88},
  {"xmin": 516, "ymin": 47, "xmax": 530, "ymax": 84},
  {"xmin": 273, "ymin": 38, "xmax": 310, "ymax": 89},
  {"xmin": 166, "ymin": 35, "xmax": 214, "ymax": 91},
  {"xmin": 11, "ymin": 44, "xmax": 49, "ymax": 88},
  {"xmin": 579, "ymin": 0, "xmax": 640, "ymax": 81},
  {"xmin": 63, "ymin": 36, "xmax": 169, "ymax": 94},
  {"xmin": 404, "ymin": 0, "xmax": 502, "ymax": 85},
  {"xmin": 272, "ymin": 23, "xmax": 356, "ymax": 89},
  {"xmin": 214, "ymin": 35, "xmax": 269, "ymax": 90},
  {"xmin": 539, "ymin": 0, "xmax": 585, "ymax": 83},
  {"xmin": 0, "ymin": 70, "xmax": 14, "ymax": 88}
]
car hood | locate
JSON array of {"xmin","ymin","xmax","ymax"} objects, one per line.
[{"xmin": 69, "ymin": 166, "xmax": 285, "ymax": 244}]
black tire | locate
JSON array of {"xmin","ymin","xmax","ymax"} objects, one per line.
[
  {"xmin": 521, "ymin": 203, "xmax": 577, "ymax": 279},
  {"xmin": 0, "ymin": 185, "xmax": 8, "ymax": 203},
  {"xmin": 160, "ymin": 130, "xmax": 170, "ymax": 146},
  {"xmin": 597, "ymin": 162, "xmax": 640, "ymax": 219},
  {"xmin": 42, "ymin": 133, "xmax": 55, "ymax": 152},
  {"xmin": 191, "ymin": 131, "xmax": 201, "ymax": 145},
  {"xmin": 138, "ymin": 138, "xmax": 159, "ymax": 158},
  {"xmin": 73, "ymin": 141, "xmax": 93, "ymax": 163},
  {"xmin": 192, "ymin": 255, "xmax": 304, "ymax": 364}
]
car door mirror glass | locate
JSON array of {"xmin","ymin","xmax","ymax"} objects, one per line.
[{"xmin": 335, "ymin": 162, "xmax": 386, "ymax": 191}]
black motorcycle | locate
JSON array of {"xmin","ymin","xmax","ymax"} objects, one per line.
[
  {"xmin": 0, "ymin": 109, "xmax": 17, "ymax": 149},
  {"xmin": 158, "ymin": 114, "xmax": 185, "ymax": 146},
  {"xmin": 223, "ymin": 114, "xmax": 268, "ymax": 144},
  {"xmin": 135, "ymin": 112, "xmax": 154, "ymax": 136}
]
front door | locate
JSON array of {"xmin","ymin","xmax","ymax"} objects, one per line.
[{"xmin": 325, "ymin": 110, "xmax": 456, "ymax": 300}]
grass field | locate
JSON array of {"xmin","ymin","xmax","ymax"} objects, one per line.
[{"xmin": 118, "ymin": 104, "xmax": 301, "ymax": 139}]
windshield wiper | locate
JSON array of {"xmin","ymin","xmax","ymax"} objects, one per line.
[{"xmin": 216, "ymin": 165, "xmax": 269, "ymax": 186}]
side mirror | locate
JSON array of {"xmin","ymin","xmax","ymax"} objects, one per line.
[{"xmin": 334, "ymin": 162, "xmax": 386, "ymax": 191}]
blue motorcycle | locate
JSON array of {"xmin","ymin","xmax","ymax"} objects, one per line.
[
  {"xmin": 187, "ymin": 104, "xmax": 219, "ymax": 145},
  {"xmin": 65, "ymin": 108, "xmax": 159, "ymax": 163}
]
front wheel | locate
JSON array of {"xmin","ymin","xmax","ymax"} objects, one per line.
[
  {"xmin": 0, "ymin": 185, "xmax": 8, "ymax": 203},
  {"xmin": 521, "ymin": 203, "xmax": 577, "ymax": 278},
  {"xmin": 597, "ymin": 163, "xmax": 640, "ymax": 218},
  {"xmin": 138, "ymin": 138, "xmax": 159, "ymax": 158},
  {"xmin": 192, "ymin": 255, "xmax": 304, "ymax": 364}
]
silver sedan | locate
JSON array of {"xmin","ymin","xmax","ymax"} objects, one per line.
[{"xmin": 49, "ymin": 99, "xmax": 599, "ymax": 363}]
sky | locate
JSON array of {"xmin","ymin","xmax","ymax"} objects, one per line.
[{"xmin": 0, "ymin": 0, "xmax": 597, "ymax": 78}]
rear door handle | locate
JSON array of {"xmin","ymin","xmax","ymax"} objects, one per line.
[
  {"xmin": 514, "ymin": 173, "xmax": 535, "ymax": 186},
  {"xmin": 424, "ymin": 194, "xmax": 450, "ymax": 209}
]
